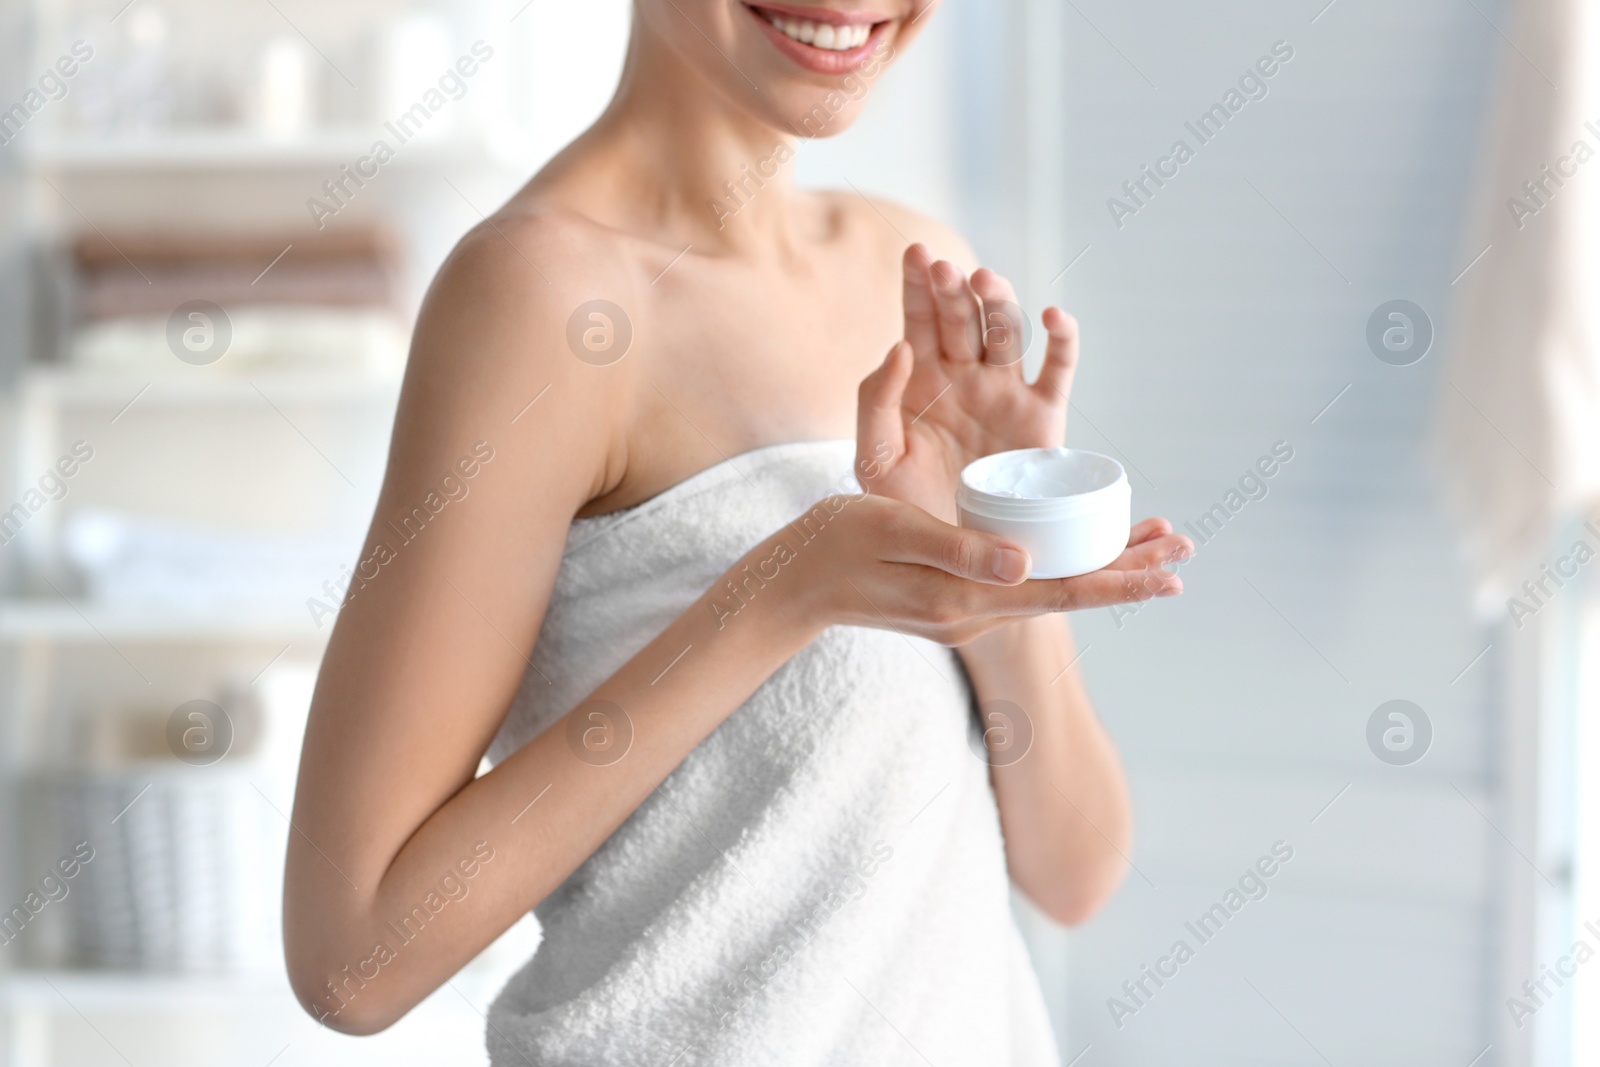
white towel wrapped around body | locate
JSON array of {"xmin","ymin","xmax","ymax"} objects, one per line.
[{"xmin": 487, "ymin": 439, "xmax": 1059, "ymax": 1066}]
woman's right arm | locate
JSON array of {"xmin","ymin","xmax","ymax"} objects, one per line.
[
  {"xmin": 284, "ymin": 221, "xmax": 672, "ymax": 1033},
  {"xmin": 283, "ymin": 221, "xmax": 1184, "ymax": 1034}
]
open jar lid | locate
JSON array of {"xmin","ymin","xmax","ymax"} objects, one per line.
[{"xmin": 957, "ymin": 448, "xmax": 1129, "ymax": 520}]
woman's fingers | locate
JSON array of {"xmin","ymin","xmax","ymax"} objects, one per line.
[
  {"xmin": 1106, "ymin": 532, "xmax": 1192, "ymax": 572},
  {"xmin": 856, "ymin": 341, "xmax": 913, "ymax": 485},
  {"xmin": 874, "ymin": 501, "xmax": 1032, "ymax": 585},
  {"xmin": 932, "ymin": 564, "xmax": 1178, "ymax": 624},
  {"xmin": 1033, "ymin": 307, "xmax": 1080, "ymax": 403},
  {"xmin": 1057, "ymin": 566, "xmax": 1182, "ymax": 610},
  {"xmin": 1032, "ymin": 565, "xmax": 1182, "ymax": 612},
  {"xmin": 1128, "ymin": 516, "xmax": 1174, "ymax": 545},
  {"xmin": 824, "ymin": 495, "xmax": 1189, "ymax": 643},
  {"xmin": 970, "ymin": 268, "xmax": 1026, "ymax": 373},
  {"xmin": 871, "ymin": 497, "xmax": 1189, "ymax": 596},
  {"xmin": 901, "ymin": 244, "xmax": 941, "ymax": 362},
  {"xmin": 945, "ymin": 551, "xmax": 1182, "ymax": 619},
  {"xmin": 930, "ymin": 259, "xmax": 984, "ymax": 363}
]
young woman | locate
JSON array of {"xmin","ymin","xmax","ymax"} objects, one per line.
[{"xmin": 284, "ymin": 2, "xmax": 1191, "ymax": 1062}]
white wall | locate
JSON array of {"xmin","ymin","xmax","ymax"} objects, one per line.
[
  {"xmin": 814, "ymin": 0, "xmax": 1516, "ymax": 1062},
  {"xmin": 1043, "ymin": 1, "xmax": 1504, "ymax": 1063}
]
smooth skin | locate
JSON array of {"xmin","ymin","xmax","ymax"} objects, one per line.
[{"xmin": 285, "ymin": 0, "xmax": 1191, "ymax": 1036}]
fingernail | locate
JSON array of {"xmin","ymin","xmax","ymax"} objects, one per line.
[
  {"xmin": 992, "ymin": 547, "xmax": 1030, "ymax": 583},
  {"xmin": 1158, "ymin": 577, "xmax": 1183, "ymax": 597}
]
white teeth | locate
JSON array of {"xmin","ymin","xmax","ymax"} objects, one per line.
[{"xmin": 765, "ymin": 11, "xmax": 871, "ymax": 50}]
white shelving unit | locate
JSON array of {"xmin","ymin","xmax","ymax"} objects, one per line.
[
  {"xmin": 17, "ymin": 367, "xmax": 403, "ymax": 407},
  {"xmin": 17, "ymin": 131, "xmax": 532, "ymax": 173},
  {"xmin": 5, "ymin": 969, "xmax": 286, "ymax": 1010},
  {"xmin": 0, "ymin": 2, "xmax": 554, "ymax": 1064},
  {"xmin": 0, "ymin": 0, "xmax": 633, "ymax": 1060},
  {"xmin": 0, "ymin": 359, "xmax": 395, "ymax": 1065},
  {"xmin": 0, "ymin": 599, "xmax": 324, "ymax": 642}
]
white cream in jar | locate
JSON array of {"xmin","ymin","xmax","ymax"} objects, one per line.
[{"xmin": 956, "ymin": 448, "xmax": 1130, "ymax": 579}]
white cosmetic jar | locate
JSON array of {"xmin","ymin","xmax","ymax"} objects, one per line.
[{"xmin": 956, "ymin": 448, "xmax": 1131, "ymax": 579}]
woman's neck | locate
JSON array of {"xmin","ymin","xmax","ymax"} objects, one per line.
[{"xmin": 532, "ymin": 23, "xmax": 806, "ymax": 253}]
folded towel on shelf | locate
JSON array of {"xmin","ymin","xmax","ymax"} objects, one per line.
[
  {"xmin": 79, "ymin": 263, "xmax": 401, "ymax": 322},
  {"xmin": 71, "ymin": 227, "xmax": 405, "ymax": 319},
  {"xmin": 64, "ymin": 508, "xmax": 349, "ymax": 611},
  {"xmin": 62, "ymin": 226, "xmax": 409, "ymax": 377},
  {"xmin": 51, "ymin": 774, "xmax": 285, "ymax": 974},
  {"xmin": 69, "ymin": 304, "xmax": 408, "ymax": 375}
]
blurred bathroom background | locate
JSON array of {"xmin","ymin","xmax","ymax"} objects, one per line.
[{"xmin": 0, "ymin": 0, "xmax": 1595, "ymax": 1064}]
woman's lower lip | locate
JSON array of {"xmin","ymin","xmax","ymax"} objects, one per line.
[{"xmin": 744, "ymin": 7, "xmax": 891, "ymax": 76}]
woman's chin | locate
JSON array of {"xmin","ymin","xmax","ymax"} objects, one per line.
[{"xmin": 781, "ymin": 99, "xmax": 868, "ymax": 139}]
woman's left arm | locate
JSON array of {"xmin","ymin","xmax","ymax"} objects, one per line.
[
  {"xmin": 856, "ymin": 239, "xmax": 1190, "ymax": 925},
  {"xmin": 959, "ymin": 597, "xmax": 1131, "ymax": 924},
  {"xmin": 959, "ymin": 517, "xmax": 1186, "ymax": 922}
]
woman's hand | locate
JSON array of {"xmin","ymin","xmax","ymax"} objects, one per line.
[
  {"xmin": 854, "ymin": 244, "xmax": 1077, "ymax": 523},
  {"xmin": 777, "ymin": 493, "xmax": 1185, "ymax": 647}
]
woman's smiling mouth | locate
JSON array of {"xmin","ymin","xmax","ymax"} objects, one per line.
[{"xmin": 742, "ymin": 3, "xmax": 893, "ymax": 74}]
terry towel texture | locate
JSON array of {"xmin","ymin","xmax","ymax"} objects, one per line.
[{"xmin": 486, "ymin": 439, "xmax": 1060, "ymax": 1066}]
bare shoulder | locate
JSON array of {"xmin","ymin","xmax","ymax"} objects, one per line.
[
  {"xmin": 823, "ymin": 191, "xmax": 979, "ymax": 272},
  {"xmin": 412, "ymin": 207, "xmax": 641, "ymax": 389},
  {"xmin": 393, "ymin": 206, "xmax": 644, "ymax": 504}
]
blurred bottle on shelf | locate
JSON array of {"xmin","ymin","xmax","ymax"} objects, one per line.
[
  {"xmin": 251, "ymin": 36, "xmax": 316, "ymax": 137},
  {"xmin": 66, "ymin": 5, "xmax": 177, "ymax": 133},
  {"xmin": 375, "ymin": 12, "xmax": 456, "ymax": 138}
]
